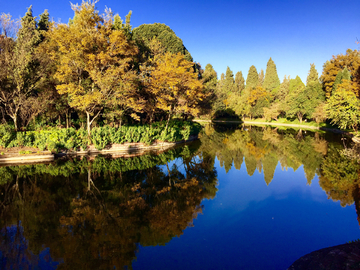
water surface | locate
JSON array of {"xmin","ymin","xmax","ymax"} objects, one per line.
[{"xmin": 1, "ymin": 125, "xmax": 359, "ymax": 269}]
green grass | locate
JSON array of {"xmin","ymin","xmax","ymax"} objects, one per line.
[{"xmin": 243, "ymin": 118, "xmax": 336, "ymax": 128}]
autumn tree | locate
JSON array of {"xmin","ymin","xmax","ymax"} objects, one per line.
[
  {"xmin": 47, "ymin": 1, "xmax": 140, "ymax": 136},
  {"xmin": 263, "ymin": 57, "xmax": 280, "ymax": 93},
  {"xmin": 321, "ymin": 49, "xmax": 360, "ymax": 97},
  {"xmin": 247, "ymin": 85, "xmax": 270, "ymax": 119},
  {"xmin": 146, "ymin": 52, "xmax": 204, "ymax": 129}
]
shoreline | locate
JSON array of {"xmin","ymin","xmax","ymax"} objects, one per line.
[
  {"xmin": 193, "ymin": 119, "xmax": 354, "ymax": 137},
  {"xmin": 0, "ymin": 135, "xmax": 198, "ymax": 165}
]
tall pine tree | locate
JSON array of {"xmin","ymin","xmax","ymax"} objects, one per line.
[
  {"xmin": 223, "ymin": 66, "xmax": 235, "ymax": 93},
  {"xmin": 263, "ymin": 57, "xmax": 280, "ymax": 93},
  {"xmin": 246, "ymin": 65, "xmax": 258, "ymax": 90},
  {"xmin": 258, "ymin": 69, "xmax": 264, "ymax": 86},
  {"xmin": 234, "ymin": 71, "xmax": 245, "ymax": 94},
  {"xmin": 4, "ymin": 6, "xmax": 42, "ymax": 129}
]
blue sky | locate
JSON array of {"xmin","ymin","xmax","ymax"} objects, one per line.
[{"xmin": 2, "ymin": 0, "xmax": 359, "ymax": 82}]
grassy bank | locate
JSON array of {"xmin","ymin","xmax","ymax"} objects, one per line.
[{"xmin": 0, "ymin": 121, "xmax": 202, "ymax": 153}]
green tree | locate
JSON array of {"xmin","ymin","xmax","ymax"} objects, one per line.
[
  {"xmin": 223, "ymin": 66, "xmax": 235, "ymax": 93},
  {"xmin": 246, "ymin": 65, "xmax": 258, "ymax": 90},
  {"xmin": 325, "ymin": 87, "xmax": 360, "ymax": 130},
  {"xmin": 133, "ymin": 23, "xmax": 192, "ymax": 61},
  {"xmin": 306, "ymin": 64, "xmax": 325, "ymax": 109},
  {"xmin": 332, "ymin": 67, "xmax": 351, "ymax": 94},
  {"xmin": 275, "ymin": 75, "xmax": 290, "ymax": 102},
  {"xmin": 0, "ymin": 6, "xmax": 42, "ymax": 130},
  {"xmin": 258, "ymin": 69, "xmax": 265, "ymax": 86},
  {"xmin": 285, "ymin": 76, "xmax": 316, "ymax": 123},
  {"xmin": 234, "ymin": 71, "xmax": 245, "ymax": 94},
  {"xmin": 263, "ymin": 57, "xmax": 280, "ymax": 93}
]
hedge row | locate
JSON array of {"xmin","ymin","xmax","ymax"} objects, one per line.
[{"xmin": 0, "ymin": 121, "xmax": 202, "ymax": 151}]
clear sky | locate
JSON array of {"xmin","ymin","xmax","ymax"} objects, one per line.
[{"xmin": 2, "ymin": 0, "xmax": 359, "ymax": 82}]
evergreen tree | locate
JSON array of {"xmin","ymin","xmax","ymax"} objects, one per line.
[
  {"xmin": 202, "ymin": 64, "xmax": 218, "ymax": 114},
  {"xmin": 133, "ymin": 23, "xmax": 192, "ymax": 61},
  {"xmin": 263, "ymin": 57, "xmax": 280, "ymax": 92},
  {"xmin": 246, "ymin": 65, "xmax": 258, "ymax": 90},
  {"xmin": 342, "ymin": 67, "xmax": 351, "ymax": 81},
  {"xmin": 2, "ymin": 6, "xmax": 42, "ymax": 129},
  {"xmin": 223, "ymin": 66, "xmax": 235, "ymax": 93},
  {"xmin": 37, "ymin": 9, "xmax": 50, "ymax": 31},
  {"xmin": 286, "ymin": 76, "xmax": 320, "ymax": 123},
  {"xmin": 276, "ymin": 75, "xmax": 290, "ymax": 102},
  {"xmin": 306, "ymin": 64, "xmax": 324, "ymax": 102},
  {"xmin": 213, "ymin": 73, "xmax": 226, "ymax": 112},
  {"xmin": 203, "ymin": 64, "xmax": 217, "ymax": 92},
  {"xmin": 332, "ymin": 69, "xmax": 343, "ymax": 93},
  {"xmin": 306, "ymin": 63, "xmax": 319, "ymax": 86},
  {"xmin": 234, "ymin": 71, "xmax": 245, "ymax": 94},
  {"xmin": 258, "ymin": 69, "xmax": 264, "ymax": 86},
  {"xmin": 332, "ymin": 67, "xmax": 351, "ymax": 94}
]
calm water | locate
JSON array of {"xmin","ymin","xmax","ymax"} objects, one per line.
[{"xmin": 1, "ymin": 125, "xmax": 360, "ymax": 270}]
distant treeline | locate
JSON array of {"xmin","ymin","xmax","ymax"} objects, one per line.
[{"xmin": 204, "ymin": 50, "xmax": 360, "ymax": 131}]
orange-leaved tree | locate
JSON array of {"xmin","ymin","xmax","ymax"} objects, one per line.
[
  {"xmin": 46, "ymin": 1, "xmax": 140, "ymax": 136},
  {"xmin": 146, "ymin": 52, "xmax": 205, "ymax": 129}
]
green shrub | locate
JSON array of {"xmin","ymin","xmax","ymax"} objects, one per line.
[{"xmin": 0, "ymin": 125, "xmax": 15, "ymax": 148}]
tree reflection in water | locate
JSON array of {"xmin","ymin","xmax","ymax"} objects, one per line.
[
  {"xmin": 1, "ymin": 125, "xmax": 360, "ymax": 269},
  {"xmin": 0, "ymin": 145, "xmax": 217, "ymax": 269}
]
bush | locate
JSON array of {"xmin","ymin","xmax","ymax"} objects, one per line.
[{"xmin": 0, "ymin": 121, "xmax": 202, "ymax": 152}]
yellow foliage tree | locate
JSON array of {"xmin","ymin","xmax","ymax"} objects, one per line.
[
  {"xmin": 146, "ymin": 52, "xmax": 205, "ymax": 128},
  {"xmin": 321, "ymin": 49, "xmax": 360, "ymax": 97},
  {"xmin": 45, "ymin": 1, "xmax": 140, "ymax": 136}
]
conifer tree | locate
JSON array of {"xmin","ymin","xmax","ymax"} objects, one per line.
[
  {"xmin": 246, "ymin": 65, "xmax": 258, "ymax": 90},
  {"xmin": 332, "ymin": 67, "xmax": 351, "ymax": 94},
  {"xmin": 201, "ymin": 63, "xmax": 218, "ymax": 114},
  {"xmin": 203, "ymin": 64, "xmax": 217, "ymax": 93},
  {"xmin": 332, "ymin": 70, "xmax": 343, "ymax": 93},
  {"xmin": 223, "ymin": 66, "xmax": 235, "ymax": 93},
  {"xmin": 38, "ymin": 10, "xmax": 49, "ymax": 30},
  {"xmin": 234, "ymin": 71, "xmax": 245, "ymax": 94},
  {"xmin": 342, "ymin": 67, "xmax": 351, "ymax": 81},
  {"xmin": 306, "ymin": 64, "xmax": 324, "ymax": 102},
  {"xmin": 258, "ymin": 69, "xmax": 264, "ymax": 86},
  {"xmin": 276, "ymin": 75, "xmax": 290, "ymax": 102},
  {"xmin": 213, "ymin": 73, "xmax": 226, "ymax": 112},
  {"xmin": 0, "ymin": 6, "xmax": 42, "ymax": 129},
  {"xmin": 263, "ymin": 57, "xmax": 280, "ymax": 92},
  {"xmin": 306, "ymin": 63, "xmax": 319, "ymax": 86}
]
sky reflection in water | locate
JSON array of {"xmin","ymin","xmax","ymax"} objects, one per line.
[{"xmin": 1, "ymin": 125, "xmax": 360, "ymax": 270}]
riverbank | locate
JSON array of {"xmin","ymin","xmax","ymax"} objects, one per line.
[
  {"xmin": 0, "ymin": 135, "xmax": 199, "ymax": 165},
  {"xmin": 193, "ymin": 119, "xmax": 357, "ymax": 139}
]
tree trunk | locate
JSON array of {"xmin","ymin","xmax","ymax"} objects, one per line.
[
  {"xmin": 165, "ymin": 110, "xmax": 172, "ymax": 131},
  {"xmin": 86, "ymin": 110, "xmax": 102, "ymax": 139},
  {"xmin": 66, "ymin": 110, "xmax": 70, "ymax": 129},
  {"xmin": 86, "ymin": 112, "xmax": 91, "ymax": 138}
]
